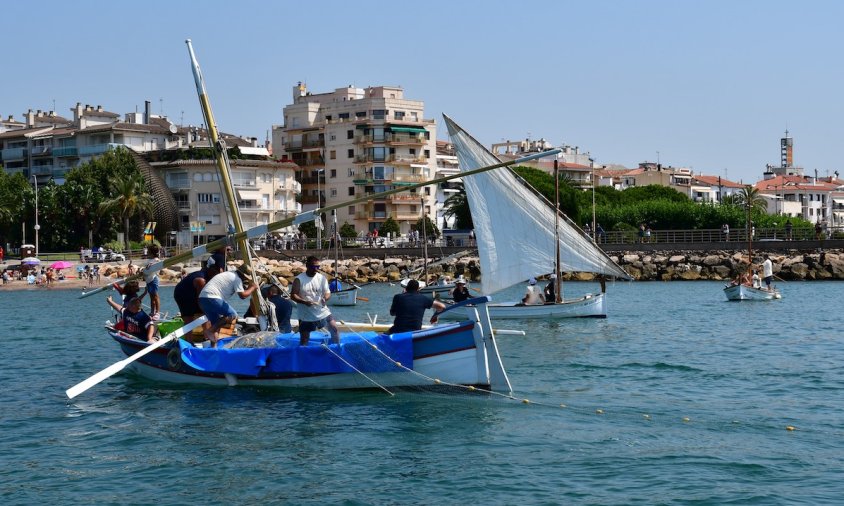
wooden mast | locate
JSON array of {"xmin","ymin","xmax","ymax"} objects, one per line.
[
  {"xmin": 185, "ymin": 39, "xmax": 259, "ymax": 312},
  {"xmin": 554, "ymin": 159, "xmax": 562, "ymax": 303}
]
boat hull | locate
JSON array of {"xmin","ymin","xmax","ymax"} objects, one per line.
[
  {"xmin": 723, "ymin": 284, "xmax": 782, "ymax": 301},
  {"xmin": 110, "ymin": 298, "xmax": 510, "ymax": 392},
  {"xmin": 327, "ymin": 287, "xmax": 358, "ymax": 306},
  {"xmin": 439, "ymin": 293, "xmax": 607, "ymax": 320}
]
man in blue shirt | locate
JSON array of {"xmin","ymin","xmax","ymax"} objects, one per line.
[
  {"xmin": 267, "ymin": 284, "xmax": 294, "ymax": 333},
  {"xmin": 388, "ymin": 279, "xmax": 446, "ymax": 334},
  {"xmin": 106, "ymin": 295, "xmax": 155, "ymax": 342}
]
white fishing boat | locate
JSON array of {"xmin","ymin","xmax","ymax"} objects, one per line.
[
  {"xmin": 723, "ymin": 283, "xmax": 782, "ymax": 301},
  {"xmin": 439, "ymin": 115, "xmax": 630, "ymax": 320}
]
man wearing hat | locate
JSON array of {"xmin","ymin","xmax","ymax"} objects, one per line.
[
  {"xmin": 449, "ymin": 276, "xmax": 471, "ymax": 302},
  {"xmin": 543, "ymin": 274, "xmax": 557, "ymax": 303},
  {"xmin": 388, "ymin": 279, "xmax": 447, "ymax": 334},
  {"xmin": 197, "ymin": 263, "xmax": 258, "ymax": 346},
  {"xmin": 521, "ymin": 277, "xmax": 545, "ymax": 305}
]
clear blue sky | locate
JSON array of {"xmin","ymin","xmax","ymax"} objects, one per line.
[{"xmin": 4, "ymin": 0, "xmax": 843, "ymax": 184}]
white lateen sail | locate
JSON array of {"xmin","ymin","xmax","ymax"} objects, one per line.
[{"xmin": 444, "ymin": 115, "xmax": 630, "ymax": 296}]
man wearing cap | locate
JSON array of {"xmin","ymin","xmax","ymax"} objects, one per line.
[
  {"xmin": 521, "ymin": 277, "xmax": 545, "ymax": 305},
  {"xmin": 291, "ymin": 256, "xmax": 340, "ymax": 346},
  {"xmin": 449, "ymin": 276, "xmax": 471, "ymax": 302},
  {"xmin": 544, "ymin": 274, "xmax": 557, "ymax": 303},
  {"xmin": 389, "ymin": 279, "xmax": 447, "ymax": 334},
  {"xmin": 198, "ymin": 263, "xmax": 258, "ymax": 346}
]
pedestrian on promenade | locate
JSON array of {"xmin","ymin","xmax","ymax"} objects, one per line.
[{"xmin": 785, "ymin": 219, "xmax": 793, "ymax": 241}]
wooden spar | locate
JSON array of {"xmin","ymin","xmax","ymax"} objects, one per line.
[
  {"xmin": 554, "ymin": 159, "xmax": 562, "ymax": 303},
  {"xmin": 185, "ymin": 39, "xmax": 259, "ymax": 312},
  {"xmin": 80, "ymin": 149, "xmax": 560, "ymax": 298},
  {"xmin": 421, "ymin": 197, "xmax": 428, "ymax": 283}
]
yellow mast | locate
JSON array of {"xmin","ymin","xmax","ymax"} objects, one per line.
[{"xmin": 185, "ymin": 39, "xmax": 259, "ymax": 311}]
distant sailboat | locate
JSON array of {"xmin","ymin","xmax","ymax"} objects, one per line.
[{"xmin": 439, "ymin": 115, "xmax": 631, "ymax": 320}]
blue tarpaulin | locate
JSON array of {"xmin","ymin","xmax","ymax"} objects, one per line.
[{"xmin": 179, "ymin": 331, "xmax": 414, "ymax": 377}]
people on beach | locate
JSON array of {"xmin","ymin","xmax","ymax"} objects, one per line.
[
  {"xmin": 521, "ymin": 277, "xmax": 544, "ymax": 305},
  {"xmin": 389, "ymin": 278, "xmax": 446, "ymax": 334},
  {"xmin": 140, "ymin": 245, "xmax": 161, "ymax": 320},
  {"xmin": 106, "ymin": 295, "xmax": 156, "ymax": 342},
  {"xmin": 762, "ymin": 254, "xmax": 773, "ymax": 290},
  {"xmin": 449, "ymin": 276, "xmax": 470, "ymax": 303},
  {"xmin": 198, "ymin": 263, "xmax": 258, "ymax": 347},
  {"xmin": 291, "ymin": 256, "xmax": 339, "ymax": 346}
]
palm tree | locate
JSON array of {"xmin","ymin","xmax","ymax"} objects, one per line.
[
  {"xmin": 734, "ymin": 185, "xmax": 767, "ymax": 242},
  {"xmin": 98, "ymin": 172, "xmax": 154, "ymax": 250},
  {"xmin": 443, "ymin": 183, "xmax": 473, "ymax": 229}
]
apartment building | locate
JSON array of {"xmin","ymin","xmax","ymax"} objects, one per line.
[
  {"xmin": 152, "ymin": 154, "xmax": 300, "ymax": 246},
  {"xmin": 273, "ymin": 83, "xmax": 438, "ymax": 236},
  {"xmin": 435, "ymin": 140, "xmax": 460, "ymax": 229}
]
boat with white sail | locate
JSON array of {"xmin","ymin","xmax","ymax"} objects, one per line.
[{"xmin": 438, "ymin": 115, "xmax": 630, "ymax": 320}]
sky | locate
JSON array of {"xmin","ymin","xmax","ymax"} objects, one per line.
[{"xmin": 4, "ymin": 0, "xmax": 844, "ymax": 184}]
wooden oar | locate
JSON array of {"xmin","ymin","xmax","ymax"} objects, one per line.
[
  {"xmin": 65, "ymin": 316, "xmax": 208, "ymax": 399},
  {"xmin": 356, "ymin": 297, "xmax": 370, "ymax": 302}
]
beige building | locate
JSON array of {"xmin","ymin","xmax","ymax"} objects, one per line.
[
  {"xmin": 152, "ymin": 155, "xmax": 301, "ymax": 247},
  {"xmin": 272, "ymin": 83, "xmax": 437, "ymax": 236}
]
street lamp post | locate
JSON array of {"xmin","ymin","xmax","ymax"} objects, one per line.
[
  {"xmin": 33, "ymin": 175, "xmax": 40, "ymax": 257},
  {"xmin": 316, "ymin": 168, "xmax": 324, "ymax": 249}
]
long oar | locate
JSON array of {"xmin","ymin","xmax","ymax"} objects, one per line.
[
  {"xmin": 65, "ymin": 316, "xmax": 208, "ymax": 399},
  {"xmin": 79, "ymin": 149, "xmax": 560, "ymax": 299}
]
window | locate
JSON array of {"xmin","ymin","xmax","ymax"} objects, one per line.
[
  {"xmin": 348, "ymin": 205, "xmax": 355, "ymax": 214},
  {"xmin": 168, "ymin": 172, "xmax": 189, "ymax": 187},
  {"xmin": 325, "ymin": 115, "xmax": 332, "ymax": 121},
  {"xmin": 372, "ymin": 109, "xmax": 386, "ymax": 119},
  {"xmin": 262, "ymin": 194, "xmax": 270, "ymax": 209},
  {"xmin": 330, "ymin": 150, "xmax": 336, "ymax": 160},
  {"xmin": 232, "ymin": 171, "xmax": 255, "ymax": 187},
  {"xmin": 394, "ymin": 111, "xmax": 405, "ymax": 120},
  {"xmin": 263, "ymin": 173, "xmax": 271, "ymax": 183},
  {"xmin": 347, "ymin": 168, "xmax": 355, "ymax": 177},
  {"xmin": 424, "ymin": 187, "xmax": 430, "ymax": 195},
  {"xmin": 348, "ymin": 187, "xmax": 355, "ymax": 196},
  {"xmin": 330, "ymin": 169, "xmax": 336, "ymax": 178},
  {"xmin": 330, "ymin": 134, "xmax": 336, "ymax": 141},
  {"xmin": 339, "ymin": 112, "xmax": 350, "ymax": 120},
  {"xmin": 197, "ymin": 193, "xmax": 221, "ymax": 203},
  {"xmin": 198, "ymin": 214, "xmax": 221, "ymax": 225},
  {"xmin": 347, "ymin": 129, "xmax": 354, "ymax": 139},
  {"xmin": 410, "ymin": 205, "xmax": 417, "ymax": 214},
  {"xmin": 355, "ymin": 111, "xmax": 366, "ymax": 118},
  {"xmin": 424, "ymin": 149, "xmax": 430, "ymax": 159},
  {"xmin": 373, "ymin": 166, "xmax": 386, "ymax": 180},
  {"xmin": 330, "ymin": 188, "xmax": 337, "ymax": 197},
  {"xmin": 348, "ymin": 149, "xmax": 354, "ymax": 158}
]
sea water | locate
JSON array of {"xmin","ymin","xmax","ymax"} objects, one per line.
[{"xmin": 0, "ymin": 281, "xmax": 842, "ymax": 505}]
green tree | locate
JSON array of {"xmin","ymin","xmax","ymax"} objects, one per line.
[
  {"xmin": 98, "ymin": 172, "xmax": 154, "ymax": 249},
  {"xmin": 733, "ymin": 185, "xmax": 768, "ymax": 215},
  {"xmin": 415, "ymin": 215, "xmax": 440, "ymax": 240},
  {"xmin": 443, "ymin": 183, "xmax": 473, "ymax": 229},
  {"xmin": 297, "ymin": 221, "xmax": 316, "ymax": 239},
  {"xmin": 379, "ymin": 217, "xmax": 400, "ymax": 236},
  {"xmin": 339, "ymin": 222, "xmax": 357, "ymax": 238}
]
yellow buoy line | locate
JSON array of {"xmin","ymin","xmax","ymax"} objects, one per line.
[{"xmin": 333, "ymin": 323, "xmax": 802, "ymax": 432}]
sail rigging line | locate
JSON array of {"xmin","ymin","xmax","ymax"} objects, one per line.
[
  {"xmin": 80, "ymin": 148, "xmax": 559, "ymax": 299},
  {"xmin": 554, "ymin": 159, "xmax": 563, "ymax": 302}
]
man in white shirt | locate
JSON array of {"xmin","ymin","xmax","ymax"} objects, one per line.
[
  {"xmin": 291, "ymin": 256, "xmax": 339, "ymax": 346},
  {"xmin": 198, "ymin": 263, "xmax": 257, "ymax": 346},
  {"xmin": 521, "ymin": 277, "xmax": 545, "ymax": 305},
  {"xmin": 762, "ymin": 255, "xmax": 773, "ymax": 291}
]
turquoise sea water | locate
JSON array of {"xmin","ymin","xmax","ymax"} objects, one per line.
[{"xmin": 1, "ymin": 280, "xmax": 842, "ymax": 505}]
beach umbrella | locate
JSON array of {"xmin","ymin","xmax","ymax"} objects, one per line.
[
  {"xmin": 50, "ymin": 260, "xmax": 74, "ymax": 270},
  {"xmin": 22, "ymin": 257, "xmax": 41, "ymax": 265}
]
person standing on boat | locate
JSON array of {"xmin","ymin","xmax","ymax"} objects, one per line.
[
  {"xmin": 521, "ymin": 278, "xmax": 544, "ymax": 305},
  {"xmin": 291, "ymin": 256, "xmax": 339, "ymax": 346},
  {"xmin": 389, "ymin": 279, "xmax": 446, "ymax": 334},
  {"xmin": 762, "ymin": 254, "xmax": 773, "ymax": 291},
  {"xmin": 174, "ymin": 260, "xmax": 222, "ymax": 326},
  {"xmin": 106, "ymin": 296, "xmax": 156, "ymax": 343},
  {"xmin": 140, "ymin": 245, "xmax": 161, "ymax": 320},
  {"xmin": 450, "ymin": 276, "xmax": 470, "ymax": 302},
  {"xmin": 198, "ymin": 263, "xmax": 258, "ymax": 347},
  {"xmin": 267, "ymin": 284, "xmax": 294, "ymax": 333},
  {"xmin": 544, "ymin": 274, "xmax": 556, "ymax": 303},
  {"xmin": 752, "ymin": 270, "xmax": 761, "ymax": 289}
]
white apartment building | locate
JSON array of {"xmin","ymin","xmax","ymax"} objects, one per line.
[
  {"xmin": 272, "ymin": 83, "xmax": 438, "ymax": 236},
  {"xmin": 435, "ymin": 140, "xmax": 460, "ymax": 229}
]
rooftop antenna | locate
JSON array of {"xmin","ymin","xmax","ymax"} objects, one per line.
[
  {"xmin": 159, "ymin": 97, "xmax": 164, "ymax": 116},
  {"xmin": 52, "ymin": 99, "xmax": 56, "ymax": 112},
  {"xmin": 180, "ymin": 110, "xmax": 184, "ymax": 127}
]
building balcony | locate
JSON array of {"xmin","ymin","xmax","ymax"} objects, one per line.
[
  {"xmin": 354, "ymin": 154, "xmax": 388, "ymax": 164},
  {"xmin": 388, "ymin": 155, "xmax": 428, "ymax": 165},
  {"xmin": 31, "ymin": 165, "xmax": 55, "ymax": 176},
  {"xmin": 393, "ymin": 174, "xmax": 427, "ymax": 184},
  {"xmin": 293, "ymin": 157, "xmax": 324, "ymax": 168},
  {"xmin": 391, "ymin": 212, "xmax": 420, "ymax": 221},
  {"xmin": 1, "ymin": 147, "xmax": 26, "ymax": 160},
  {"xmin": 51, "ymin": 167, "xmax": 69, "ymax": 179},
  {"xmin": 386, "ymin": 133, "xmax": 426, "ymax": 145},
  {"xmin": 299, "ymin": 175, "xmax": 325, "ymax": 185},
  {"xmin": 275, "ymin": 181, "xmax": 302, "ymax": 194},
  {"xmin": 239, "ymin": 205, "xmax": 274, "ymax": 213},
  {"xmin": 176, "ymin": 201, "xmax": 192, "ymax": 211},
  {"xmin": 389, "ymin": 193, "xmax": 423, "ymax": 204},
  {"xmin": 31, "ymin": 146, "xmax": 52, "ymax": 156},
  {"xmin": 53, "ymin": 146, "xmax": 78, "ymax": 157},
  {"xmin": 78, "ymin": 143, "xmax": 122, "ymax": 156}
]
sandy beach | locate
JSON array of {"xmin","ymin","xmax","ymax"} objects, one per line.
[{"xmin": 0, "ymin": 261, "xmax": 178, "ymax": 292}]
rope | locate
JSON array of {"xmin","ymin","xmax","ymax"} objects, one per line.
[{"xmin": 319, "ymin": 343, "xmax": 393, "ymax": 396}]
